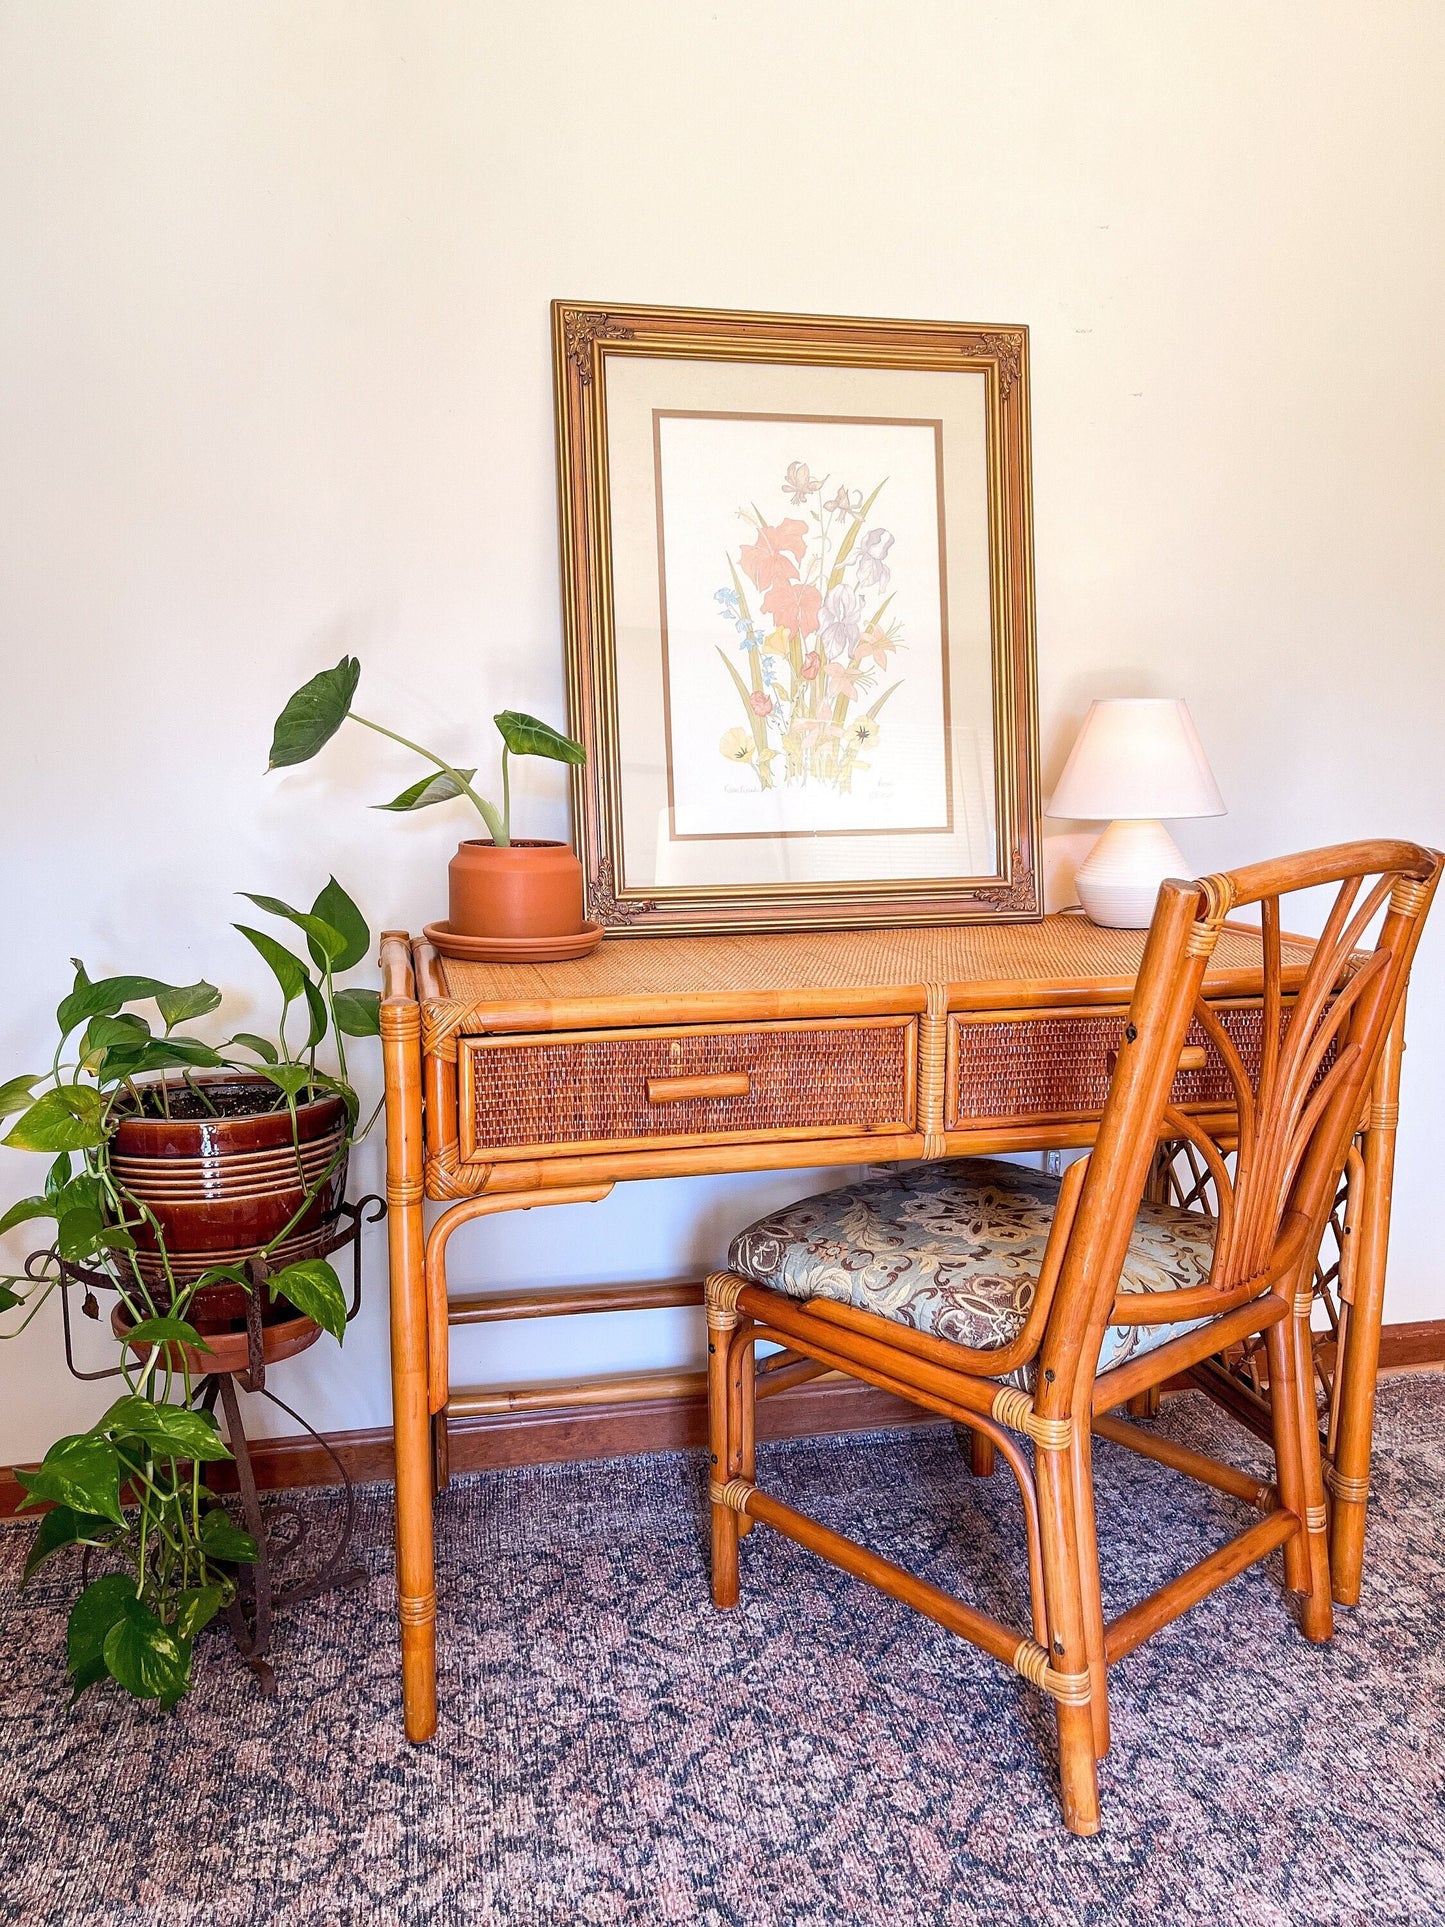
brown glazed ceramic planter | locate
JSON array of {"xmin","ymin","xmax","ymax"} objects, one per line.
[
  {"xmin": 447, "ymin": 838, "xmax": 585, "ymax": 942},
  {"xmin": 109, "ymin": 1073, "xmax": 348, "ymax": 1319}
]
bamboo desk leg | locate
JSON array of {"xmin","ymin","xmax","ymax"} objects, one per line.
[
  {"xmin": 381, "ymin": 938, "xmax": 436, "ymax": 1743},
  {"xmin": 1328, "ymin": 1005, "xmax": 1405, "ymax": 1607}
]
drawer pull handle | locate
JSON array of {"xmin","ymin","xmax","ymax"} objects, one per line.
[{"xmin": 646, "ymin": 1072, "xmax": 751, "ymax": 1105}]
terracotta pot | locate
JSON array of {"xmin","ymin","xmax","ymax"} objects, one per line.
[
  {"xmin": 109, "ymin": 1073, "xmax": 348, "ymax": 1320},
  {"xmin": 447, "ymin": 838, "xmax": 585, "ymax": 940},
  {"xmin": 111, "ymin": 1299, "xmax": 322, "ymax": 1375}
]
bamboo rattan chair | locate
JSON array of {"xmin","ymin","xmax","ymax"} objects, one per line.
[{"xmin": 703, "ymin": 840, "xmax": 1440, "ymax": 1835}]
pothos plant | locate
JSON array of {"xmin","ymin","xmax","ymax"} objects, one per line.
[{"xmin": 0, "ymin": 879, "xmax": 381, "ymax": 1709}]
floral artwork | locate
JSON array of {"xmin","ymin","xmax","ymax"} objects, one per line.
[{"xmin": 713, "ymin": 465, "xmax": 903, "ymax": 797}]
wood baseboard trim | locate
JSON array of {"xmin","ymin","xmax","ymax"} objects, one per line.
[{"xmin": 6, "ymin": 1318, "xmax": 1444, "ymax": 1518}]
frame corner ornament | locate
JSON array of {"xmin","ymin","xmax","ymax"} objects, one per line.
[
  {"xmin": 968, "ymin": 844, "xmax": 1040, "ymax": 915},
  {"xmin": 971, "ymin": 330, "xmax": 1025, "ymax": 399},
  {"xmin": 585, "ymin": 855, "xmax": 658, "ymax": 927},
  {"xmin": 561, "ymin": 308, "xmax": 635, "ymax": 384}
]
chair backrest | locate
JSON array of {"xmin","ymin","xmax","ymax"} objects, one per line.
[{"xmin": 1037, "ymin": 839, "xmax": 1441, "ymax": 1414}]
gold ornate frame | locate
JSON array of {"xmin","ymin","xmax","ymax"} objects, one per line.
[{"xmin": 552, "ymin": 299, "xmax": 1042, "ymax": 936}]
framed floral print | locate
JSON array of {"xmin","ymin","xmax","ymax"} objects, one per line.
[{"xmin": 553, "ymin": 300, "xmax": 1042, "ymax": 935}]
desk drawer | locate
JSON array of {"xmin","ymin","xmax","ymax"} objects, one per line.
[
  {"xmin": 459, "ymin": 1017, "xmax": 917, "ymax": 1162},
  {"xmin": 948, "ymin": 1003, "xmax": 1269, "ymax": 1130}
]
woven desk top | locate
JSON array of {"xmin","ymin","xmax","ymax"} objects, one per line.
[{"xmin": 426, "ymin": 916, "xmax": 1311, "ymax": 1029}]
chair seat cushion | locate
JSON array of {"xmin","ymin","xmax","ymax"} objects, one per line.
[{"xmin": 727, "ymin": 1158, "xmax": 1218, "ymax": 1380}]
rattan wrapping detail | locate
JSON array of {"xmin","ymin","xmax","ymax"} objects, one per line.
[
  {"xmin": 465, "ymin": 1022, "xmax": 912, "ymax": 1155},
  {"xmin": 951, "ymin": 1005, "xmax": 1281, "ymax": 1128}
]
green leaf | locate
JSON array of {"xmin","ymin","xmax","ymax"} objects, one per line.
[
  {"xmin": 302, "ymin": 973, "xmax": 329, "ymax": 1051},
  {"xmin": 256, "ymin": 1063, "xmax": 314, "ymax": 1104},
  {"xmin": 493, "ymin": 710, "xmax": 586, "ymax": 765},
  {"xmin": 374, "ymin": 767, "xmax": 478, "ymax": 813},
  {"xmin": 268, "ymin": 655, "xmax": 361, "ymax": 769},
  {"xmin": 0, "ymin": 1284, "xmax": 21, "ymax": 1312},
  {"xmin": 125, "ymin": 1315, "xmax": 211, "ymax": 1354},
  {"xmin": 45, "ymin": 1153, "xmax": 72, "ymax": 1199},
  {"xmin": 270, "ymin": 1257, "xmax": 347, "ymax": 1341},
  {"xmin": 55, "ymin": 1173, "xmax": 106, "ymax": 1220},
  {"xmin": 233, "ymin": 925, "xmax": 308, "ymax": 1007},
  {"xmin": 67, "ymin": 1573, "xmax": 136, "ymax": 1699},
  {"xmin": 16, "ymin": 1433, "xmax": 124, "ymax": 1525},
  {"xmin": 99, "ymin": 1395, "xmax": 232, "ymax": 1463},
  {"xmin": 309, "ymin": 878, "xmax": 370, "ymax": 972},
  {"xmin": 57, "ymin": 1205, "xmax": 134, "ymax": 1263},
  {"xmin": 153, "ymin": 1039, "xmax": 225, "ymax": 1069},
  {"xmin": 238, "ymin": 893, "xmax": 348, "ymax": 967},
  {"xmin": 83, "ymin": 1013, "xmax": 151, "ymax": 1056},
  {"xmin": 229, "ymin": 1032, "xmax": 279, "ymax": 1064},
  {"xmin": 23, "ymin": 1503, "xmax": 115, "ymax": 1585},
  {"xmin": 103, "ymin": 1593, "xmax": 191, "ymax": 1702},
  {"xmin": 0, "ymin": 1074, "xmax": 41, "ymax": 1121},
  {"xmin": 154, "ymin": 981, "xmax": 222, "ymax": 1030},
  {"xmin": 333, "ymin": 987, "xmax": 381, "ymax": 1037},
  {"xmin": 199, "ymin": 1507, "xmax": 259, "ymax": 1564},
  {"xmin": 56, "ymin": 964, "xmax": 175, "ymax": 1041},
  {"xmin": 306, "ymin": 1069, "xmax": 360, "ymax": 1131},
  {"xmin": 0, "ymin": 1194, "xmax": 55, "ymax": 1237},
  {"xmin": 173, "ymin": 1582, "xmax": 228, "ymax": 1640},
  {"xmin": 3, "ymin": 1086, "xmax": 106, "ymax": 1153},
  {"xmin": 100, "ymin": 1038, "xmax": 224, "ymax": 1085}
]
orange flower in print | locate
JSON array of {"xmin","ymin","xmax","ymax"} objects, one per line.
[
  {"xmin": 762, "ymin": 576, "xmax": 822, "ymax": 639},
  {"xmin": 714, "ymin": 460, "xmax": 906, "ymax": 796},
  {"xmin": 825, "ymin": 657, "xmax": 867, "ymax": 701},
  {"xmin": 853, "ymin": 624, "xmax": 898, "ymax": 670},
  {"xmin": 739, "ymin": 518, "xmax": 808, "ymax": 596}
]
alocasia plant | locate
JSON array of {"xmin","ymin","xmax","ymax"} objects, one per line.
[{"xmin": 267, "ymin": 656, "xmax": 585, "ymax": 844}]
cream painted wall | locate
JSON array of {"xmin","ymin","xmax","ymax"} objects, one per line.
[{"xmin": 2, "ymin": 3, "xmax": 1441, "ymax": 1462}]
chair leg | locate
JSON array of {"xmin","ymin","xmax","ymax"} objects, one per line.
[
  {"xmin": 1035, "ymin": 1438, "xmax": 1102, "ymax": 1836},
  {"xmin": 707, "ymin": 1296, "xmax": 740, "ymax": 1610},
  {"xmin": 733, "ymin": 1316, "xmax": 756, "ymax": 1538},
  {"xmin": 1265, "ymin": 1312, "xmax": 1332, "ymax": 1640},
  {"xmin": 969, "ymin": 1429, "xmax": 997, "ymax": 1478},
  {"xmin": 1287, "ymin": 1306, "xmax": 1335, "ymax": 1643},
  {"xmin": 1069, "ymin": 1428, "xmax": 1111, "ymax": 1761},
  {"xmin": 1264, "ymin": 1317, "xmax": 1310, "ymax": 1597}
]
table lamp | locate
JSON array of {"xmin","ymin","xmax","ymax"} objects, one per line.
[{"xmin": 1047, "ymin": 697, "xmax": 1225, "ymax": 928}]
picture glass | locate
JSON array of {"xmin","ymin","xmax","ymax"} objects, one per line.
[{"xmin": 604, "ymin": 356, "xmax": 998, "ymax": 895}]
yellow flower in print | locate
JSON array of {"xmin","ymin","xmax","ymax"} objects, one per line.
[
  {"xmin": 846, "ymin": 715, "xmax": 881, "ymax": 751},
  {"xmin": 720, "ymin": 726, "xmax": 755, "ymax": 763}
]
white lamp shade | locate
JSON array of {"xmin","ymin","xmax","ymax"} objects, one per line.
[{"xmin": 1047, "ymin": 698, "xmax": 1225, "ymax": 822}]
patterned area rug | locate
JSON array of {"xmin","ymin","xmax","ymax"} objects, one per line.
[{"xmin": 2, "ymin": 1379, "xmax": 1444, "ymax": 1926}]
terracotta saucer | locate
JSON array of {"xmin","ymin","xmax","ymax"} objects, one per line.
[{"xmin": 422, "ymin": 919, "xmax": 605, "ymax": 964}]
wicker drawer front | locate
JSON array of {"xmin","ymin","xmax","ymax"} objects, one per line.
[
  {"xmin": 460, "ymin": 1018, "xmax": 917, "ymax": 1161},
  {"xmin": 948, "ymin": 1003, "xmax": 1269, "ymax": 1130}
]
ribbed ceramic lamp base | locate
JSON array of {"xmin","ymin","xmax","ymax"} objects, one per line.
[{"xmin": 1073, "ymin": 819, "xmax": 1190, "ymax": 929}]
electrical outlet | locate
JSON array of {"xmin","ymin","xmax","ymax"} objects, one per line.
[{"xmin": 1044, "ymin": 1150, "xmax": 1064, "ymax": 1178}]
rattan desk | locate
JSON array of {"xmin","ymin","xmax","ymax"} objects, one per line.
[{"xmin": 378, "ymin": 915, "xmax": 1404, "ymax": 1742}]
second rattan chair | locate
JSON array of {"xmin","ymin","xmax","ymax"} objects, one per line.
[{"xmin": 703, "ymin": 839, "xmax": 1439, "ymax": 1835}]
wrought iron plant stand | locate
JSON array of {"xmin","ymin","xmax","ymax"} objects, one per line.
[{"xmin": 33, "ymin": 1194, "xmax": 386, "ymax": 1694}]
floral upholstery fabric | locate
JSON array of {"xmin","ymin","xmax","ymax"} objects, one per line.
[{"xmin": 727, "ymin": 1158, "xmax": 1219, "ymax": 1381}]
